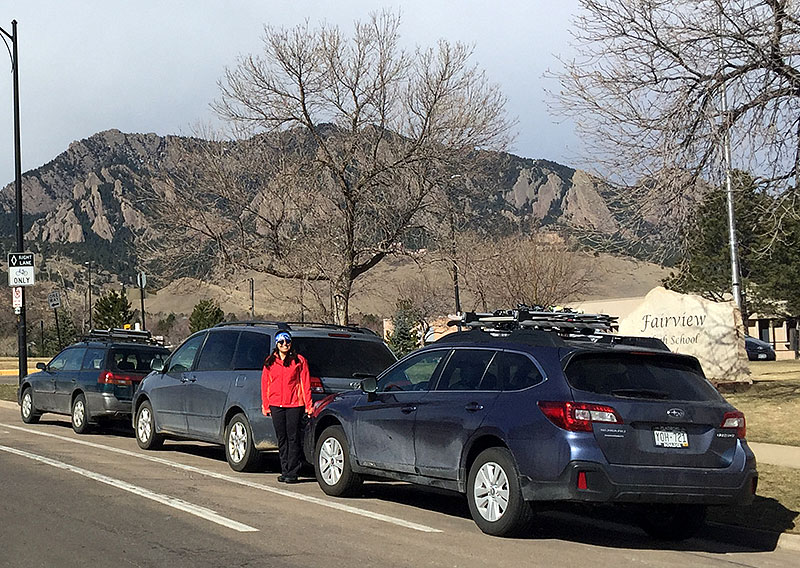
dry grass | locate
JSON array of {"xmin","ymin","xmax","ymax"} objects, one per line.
[
  {"xmin": 725, "ymin": 361, "xmax": 800, "ymax": 447},
  {"xmin": 0, "ymin": 384, "xmax": 17, "ymax": 402}
]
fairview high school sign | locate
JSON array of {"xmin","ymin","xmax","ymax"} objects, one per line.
[{"xmin": 618, "ymin": 287, "xmax": 750, "ymax": 382}]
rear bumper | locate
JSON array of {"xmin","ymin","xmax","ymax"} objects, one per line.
[
  {"xmin": 521, "ymin": 460, "xmax": 758, "ymax": 506},
  {"xmin": 85, "ymin": 392, "xmax": 132, "ymax": 419}
]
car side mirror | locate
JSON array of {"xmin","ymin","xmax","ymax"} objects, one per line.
[
  {"xmin": 151, "ymin": 358, "xmax": 165, "ymax": 372},
  {"xmin": 36, "ymin": 362, "xmax": 47, "ymax": 371},
  {"xmin": 359, "ymin": 376, "xmax": 378, "ymax": 393}
]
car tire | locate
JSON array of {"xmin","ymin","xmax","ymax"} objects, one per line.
[
  {"xmin": 225, "ymin": 413, "xmax": 262, "ymax": 472},
  {"xmin": 467, "ymin": 447, "xmax": 533, "ymax": 537},
  {"xmin": 637, "ymin": 504, "xmax": 707, "ymax": 541},
  {"xmin": 315, "ymin": 425, "xmax": 362, "ymax": 497},
  {"xmin": 19, "ymin": 387, "xmax": 41, "ymax": 424},
  {"xmin": 71, "ymin": 393, "xmax": 91, "ymax": 434},
  {"xmin": 135, "ymin": 400, "xmax": 163, "ymax": 450}
]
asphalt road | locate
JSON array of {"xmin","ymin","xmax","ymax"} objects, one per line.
[{"xmin": 0, "ymin": 401, "xmax": 797, "ymax": 568}]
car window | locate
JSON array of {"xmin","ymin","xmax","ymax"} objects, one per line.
[
  {"xmin": 233, "ymin": 331, "xmax": 271, "ymax": 370},
  {"xmin": 293, "ymin": 337, "xmax": 396, "ymax": 378},
  {"xmin": 436, "ymin": 349, "xmax": 496, "ymax": 391},
  {"xmin": 565, "ymin": 353, "xmax": 724, "ymax": 402},
  {"xmin": 195, "ymin": 331, "xmax": 239, "ymax": 371},
  {"xmin": 377, "ymin": 350, "xmax": 448, "ymax": 392},
  {"xmin": 49, "ymin": 347, "xmax": 86, "ymax": 372},
  {"xmin": 82, "ymin": 348, "xmax": 106, "ymax": 370},
  {"xmin": 495, "ymin": 351, "xmax": 545, "ymax": 391},
  {"xmin": 166, "ymin": 333, "xmax": 206, "ymax": 374},
  {"xmin": 110, "ymin": 347, "xmax": 171, "ymax": 373}
]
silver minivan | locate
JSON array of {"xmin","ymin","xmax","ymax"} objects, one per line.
[{"xmin": 133, "ymin": 321, "xmax": 395, "ymax": 472}]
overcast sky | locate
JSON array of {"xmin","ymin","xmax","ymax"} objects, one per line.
[{"xmin": 0, "ymin": 0, "xmax": 582, "ymax": 188}]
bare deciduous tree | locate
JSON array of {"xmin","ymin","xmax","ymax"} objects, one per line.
[
  {"xmin": 149, "ymin": 11, "xmax": 512, "ymax": 325},
  {"xmin": 552, "ymin": 0, "xmax": 800, "ymax": 258},
  {"xmin": 458, "ymin": 232, "xmax": 596, "ymax": 310}
]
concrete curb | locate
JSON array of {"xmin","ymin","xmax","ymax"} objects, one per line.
[{"xmin": 778, "ymin": 531, "xmax": 800, "ymax": 551}]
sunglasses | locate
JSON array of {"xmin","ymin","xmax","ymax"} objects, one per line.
[{"xmin": 276, "ymin": 339, "xmax": 292, "ymax": 345}]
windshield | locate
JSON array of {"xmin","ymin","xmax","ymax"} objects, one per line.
[
  {"xmin": 564, "ymin": 352, "xmax": 723, "ymax": 402},
  {"xmin": 293, "ymin": 337, "xmax": 395, "ymax": 378}
]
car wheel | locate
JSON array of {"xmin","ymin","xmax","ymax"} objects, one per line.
[
  {"xmin": 225, "ymin": 413, "xmax": 262, "ymax": 472},
  {"xmin": 637, "ymin": 504, "xmax": 707, "ymax": 541},
  {"xmin": 71, "ymin": 393, "xmax": 91, "ymax": 434},
  {"xmin": 19, "ymin": 387, "xmax": 40, "ymax": 424},
  {"xmin": 314, "ymin": 425, "xmax": 362, "ymax": 497},
  {"xmin": 467, "ymin": 447, "xmax": 533, "ymax": 537},
  {"xmin": 135, "ymin": 400, "xmax": 163, "ymax": 450}
]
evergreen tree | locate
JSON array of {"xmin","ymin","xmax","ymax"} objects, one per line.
[
  {"xmin": 93, "ymin": 289, "xmax": 134, "ymax": 330},
  {"xmin": 387, "ymin": 299, "xmax": 419, "ymax": 357},
  {"xmin": 189, "ymin": 299, "xmax": 225, "ymax": 333}
]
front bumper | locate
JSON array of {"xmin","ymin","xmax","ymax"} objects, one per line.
[{"xmin": 520, "ymin": 460, "xmax": 758, "ymax": 506}]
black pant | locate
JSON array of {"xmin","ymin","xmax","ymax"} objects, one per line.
[{"xmin": 270, "ymin": 406, "xmax": 304, "ymax": 478}]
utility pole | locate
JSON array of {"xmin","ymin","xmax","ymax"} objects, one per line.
[
  {"xmin": 1, "ymin": 20, "xmax": 27, "ymax": 382},
  {"xmin": 85, "ymin": 261, "xmax": 93, "ymax": 330}
]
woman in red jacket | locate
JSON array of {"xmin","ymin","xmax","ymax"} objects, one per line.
[{"xmin": 261, "ymin": 331, "xmax": 313, "ymax": 483}]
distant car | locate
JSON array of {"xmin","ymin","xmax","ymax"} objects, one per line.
[
  {"xmin": 133, "ymin": 321, "xmax": 396, "ymax": 472},
  {"xmin": 745, "ymin": 336, "xmax": 776, "ymax": 361},
  {"xmin": 306, "ymin": 310, "xmax": 757, "ymax": 539},
  {"xmin": 18, "ymin": 329, "xmax": 170, "ymax": 434}
]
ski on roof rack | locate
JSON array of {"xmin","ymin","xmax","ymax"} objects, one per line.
[
  {"xmin": 82, "ymin": 328, "xmax": 163, "ymax": 345},
  {"xmin": 448, "ymin": 306, "xmax": 618, "ymax": 334}
]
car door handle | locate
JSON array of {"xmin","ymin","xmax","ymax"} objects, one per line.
[
  {"xmin": 181, "ymin": 376, "xmax": 197, "ymax": 383},
  {"xmin": 401, "ymin": 405, "xmax": 417, "ymax": 414},
  {"xmin": 465, "ymin": 402, "xmax": 484, "ymax": 412}
]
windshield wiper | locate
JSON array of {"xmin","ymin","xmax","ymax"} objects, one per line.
[{"xmin": 611, "ymin": 388, "xmax": 670, "ymax": 399}]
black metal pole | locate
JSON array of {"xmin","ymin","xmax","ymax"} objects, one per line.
[
  {"xmin": 249, "ymin": 277, "xmax": 254, "ymax": 319},
  {"xmin": 140, "ymin": 285, "xmax": 146, "ymax": 330},
  {"xmin": 54, "ymin": 307, "xmax": 61, "ymax": 350},
  {"xmin": 86, "ymin": 261, "xmax": 92, "ymax": 330},
  {"xmin": 1, "ymin": 21, "xmax": 27, "ymax": 383}
]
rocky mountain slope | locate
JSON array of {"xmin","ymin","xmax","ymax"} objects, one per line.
[{"xmin": 0, "ymin": 129, "xmax": 627, "ymax": 276}]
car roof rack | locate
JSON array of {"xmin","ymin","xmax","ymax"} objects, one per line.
[
  {"xmin": 212, "ymin": 320, "xmax": 378, "ymax": 336},
  {"xmin": 82, "ymin": 328, "xmax": 164, "ymax": 346},
  {"xmin": 448, "ymin": 306, "xmax": 619, "ymax": 335}
]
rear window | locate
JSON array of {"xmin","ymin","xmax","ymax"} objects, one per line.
[
  {"xmin": 564, "ymin": 353, "xmax": 723, "ymax": 402},
  {"xmin": 110, "ymin": 347, "xmax": 170, "ymax": 373},
  {"xmin": 293, "ymin": 337, "xmax": 395, "ymax": 378}
]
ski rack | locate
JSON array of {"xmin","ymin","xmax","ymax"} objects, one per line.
[
  {"xmin": 448, "ymin": 306, "xmax": 619, "ymax": 336},
  {"xmin": 82, "ymin": 328, "xmax": 163, "ymax": 345}
]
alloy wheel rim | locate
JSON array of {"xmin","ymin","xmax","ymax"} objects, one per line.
[
  {"xmin": 229, "ymin": 421, "xmax": 247, "ymax": 463},
  {"xmin": 319, "ymin": 437, "xmax": 344, "ymax": 486},
  {"xmin": 22, "ymin": 392, "xmax": 31, "ymax": 418},
  {"xmin": 473, "ymin": 461, "xmax": 510, "ymax": 522},
  {"xmin": 73, "ymin": 400, "xmax": 85, "ymax": 428},
  {"xmin": 137, "ymin": 407, "xmax": 152, "ymax": 442}
]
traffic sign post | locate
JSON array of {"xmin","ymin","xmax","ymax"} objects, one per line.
[
  {"xmin": 137, "ymin": 271, "xmax": 147, "ymax": 330},
  {"xmin": 48, "ymin": 290, "xmax": 62, "ymax": 349}
]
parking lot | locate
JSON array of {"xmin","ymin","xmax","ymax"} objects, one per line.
[{"xmin": 0, "ymin": 400, "xmax": 797, "ymax": 568}]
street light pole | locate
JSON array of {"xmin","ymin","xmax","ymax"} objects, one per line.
[
  {"xmin": 85, "ymin": 261, "xmax": 93, "ymax": 330},
  {"xmin": 1, "ymin": 20, "xmax": 27, "ymax": 382}
]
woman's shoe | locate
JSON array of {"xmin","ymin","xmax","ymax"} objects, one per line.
[
  {"xmin": 283, "ymin": 476, "xmax": 299, "ymax": 484},
  {"xmin": 277, "ymin": 475, "xmax": 286, "ymax": 483}
]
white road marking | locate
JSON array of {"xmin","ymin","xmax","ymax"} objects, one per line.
[
  {"xmin": 1, "ymin": 422, "xmax": 442, "ymax": 533},
  {"xmin": 0, "ymin": 444, "xmax": 258, "ymax": 533}
]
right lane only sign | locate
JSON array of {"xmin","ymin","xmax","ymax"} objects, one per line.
[{"xmin": 8, "ymin": 252, "xmax": 34, "ymax": 287}]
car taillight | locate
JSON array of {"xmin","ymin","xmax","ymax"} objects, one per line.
[
  {"xmin": 720, "ymin": 410, "xmax": 746, "ymax": 439},
  {"xmin": 310, "ymin": 376, "xmax": 325, "ymax": 394},
  {"xmin": 99, "ymin": 371, "xmax": 135, "ymax": 386},
  {"xmin": 538, "ymin": 401, "xmax": 623, "ymax": 432}
]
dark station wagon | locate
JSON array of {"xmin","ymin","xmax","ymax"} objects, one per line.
[{"xmin": 306, "ymin": 309, "xmax": 758, "ymax": 539}]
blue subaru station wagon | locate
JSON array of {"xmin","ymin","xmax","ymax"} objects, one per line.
[
  {"xmin": 133, "ymin": 321, "xmax": 395, "ymax": 472},
  {"xmin": 305, "ymin": 309, "xmax": 757, "ymax": 539}
]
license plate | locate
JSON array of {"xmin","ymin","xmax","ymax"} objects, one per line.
[
  {"xmin": 653, "ymin": 427, "xmax": 689, "ymax": 448},
  {"xmin": 758, "ymin": 353, "xmax": 767, "ymax": 359}
]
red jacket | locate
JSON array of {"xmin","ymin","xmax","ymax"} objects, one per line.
[{"xmin": 261, "ymin": 353, "xmax": 312, "ymax": 415}]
